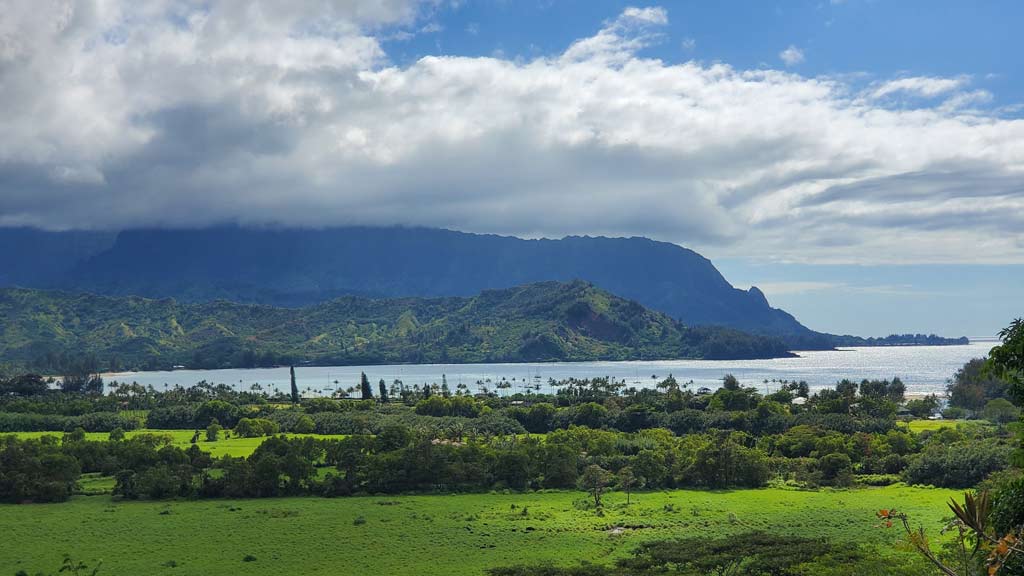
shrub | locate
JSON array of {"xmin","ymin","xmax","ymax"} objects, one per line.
[
  {"xmin": 293, "ymin": 414, "xmax": 315, "ymax": 434},
  {"xmin": 855, "ymin": 474, "xmax": 901, "ymax": 486},
  {"xmin": 312, "ymin": 411, "xmax": 380, "ymax": 435},
  {"xmin": 683, "ymin": 435, "xmax": 770, "ymax": 488},
  {"xmin": 206, "ymin": 419, "xmax": 223, "ymax": 442},
  {"xmin": 508, "ymin": 403, "xmax": 557, "ymax": 433},
  {"xmin": 942, "ymin": 406, "xmax": 967, "ymax": 420},
  {"xmin": 146, "ymin": 405, "xmax": 199, "ymax": 429},
  {"xmin": 234, "ymin": 418, "xmax": 280, "ymax": 438},
  {"xmin": 415, "ymin": 396, "xmax": 483, "ymax": 418},
  {"xmin": 819, "ymin": 453, "xmax": 854, "ymax": 486},
  {"xmin": 903, "ymin": 440, "xmax": 1011, "ymax": 487},
  {"xmin": 616, "ymin": 532, "xmax": 866, "ymax": 576},
  {"xmin": 905, "ymin": 395, "xmax": 940, "ymax": 418},
  {"xmin": 467, "ymin": 413, "xmax": 526, "ymax": 436},
  {"xmin": 302, "ymin": 398, "xmax": 349, "ymax": 414},
  {"xmin": 195, "ymin": 400, "xmax": 241, "ymax": 428},
  {"xmin": 992, "ymin": 476, "xmax": 1024, "ymax": 534},
  {"xmin": 983, "ymin": 398, "xmax": 1020, "ymax": 424},
  {"xmin": 665, "ymin": 409, "xmax": 706, "ymax": 435}
]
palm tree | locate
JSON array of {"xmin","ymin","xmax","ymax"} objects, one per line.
[{"xmin": 448, "ymin": 422, "xmax": 466, "ymax": 443}]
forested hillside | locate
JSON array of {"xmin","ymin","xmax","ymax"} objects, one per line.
[{"xmin": 0, "ymin": 281, "xmax": 792, "ymax": 372}]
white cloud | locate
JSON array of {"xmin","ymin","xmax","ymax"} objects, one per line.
[
  {"xmin": 938, "ymin": 89, "xmax": 994, "ymax": 112},
  {"xmin": 1, "ymin": 3, "xmax": 1023, "ymax": 266},
  {"xmin": 562, "ymin": 5, "xmax": 667, "ymax": 64},
  {"xmin": 681, "ymin": 37, "xmax": 696, "ymax": 51},
  {"xmin": 750, "ymin": 281, "xmax": 844, "ymax": 296},
  {"xmin": 870, "ymin": 76, "xmax": 967, "ymax": 99},
  {"xmin": 779, "ymin": 45, "xmax": 805, "ymax": 66},
  {"xmin": 621, "ymin": 6, "xmax": 669, "ymax": 25},
  {"xmin": 751, "ymin": 281, "xmax": 942, "ymax": 299},
  {"xmin": 844, "ymin": 284, "xmax": 941, "ymax": 297}
]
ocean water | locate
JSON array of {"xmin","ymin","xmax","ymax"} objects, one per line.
[{"xmin": 109, "ymin": 340, "xmax": 998, "ymax": 398}]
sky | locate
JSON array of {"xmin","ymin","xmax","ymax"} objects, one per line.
[{"xmin": 0, "ymin": 0, "xmax": 1021, "ymax": 336}]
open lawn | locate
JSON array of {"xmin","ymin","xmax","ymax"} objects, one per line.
[
  {"xmin": 900, "ymin": 419, "xmax": 986, "ymax": 433},
  {"xmin": 0, "ymin": 485, "xmax": 958, "ymax": 576},
  {"xmin": 2, "ymin": 429, "xmax": 346, "ymax": 458}
]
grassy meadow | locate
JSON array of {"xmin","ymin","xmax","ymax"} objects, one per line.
[
  {"xmin": 1, "ymin": 485, "xmax": 959, "ymax": 576},
  {"xmin": 900, "ymin": 419, "xmax": 982, "ymax": 433},
  {"xmin": 4, "ymin": 429, "xmax": 347, "ymax": 458}
]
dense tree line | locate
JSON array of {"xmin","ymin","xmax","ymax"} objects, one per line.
[
  {"xmin": 0, "ymin": 365, "xmax": 1018, "ymax": 503},
  {"xmin": 0, "ymin": 435, "xmax": 80, "ymax": 502},
  {"xmin": 0, "ymin": 373, "xmax": 913, "ymax": 439},
  {"xmin": 1, "ymin": 425, "xmax": 774, "ymax": 503},
  {"xmin": 830, "ymin": 333, "xmax": 970, "ymax": 347},
  {"xmin": 0, "ymin": 411, "xmax": 1011, "ymax": 505}
]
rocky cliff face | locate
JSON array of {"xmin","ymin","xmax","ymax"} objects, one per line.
[{"xmin": 0, "ymin": 225, "xmax": 826, "ymax": 345}]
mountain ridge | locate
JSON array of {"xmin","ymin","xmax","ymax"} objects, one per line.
[
  {"xmin": 0, "ymin": 226, "xmax": 968, "ymax": 348},
  {"xmin": 1, "ymin": 226, "xmax": 824, "ymax": 341}
]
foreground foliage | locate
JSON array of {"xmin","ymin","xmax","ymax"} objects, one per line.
[
  {"xmin": 490, "ymin": 532, "xmax": 926, "ymax": 576},
  {"xmin": 882, "ymin": 318, "xmax": 1024, "ymax": 576}
]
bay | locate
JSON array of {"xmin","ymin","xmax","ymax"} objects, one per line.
[{"xmin": 107, "ymin": 340, "xmax": 998, "ymax": 398}]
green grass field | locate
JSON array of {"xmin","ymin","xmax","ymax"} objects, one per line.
[
  {"xmin": 900, "ymin": 419, "xmax": 987, "ymax": 433},
  {"xmin": 3, "ymin": 429, "xmax": 345, "ymax": 458},
  {"xmin": 0, "ymin": 485, "xmax": 959, "ymax": 576}
]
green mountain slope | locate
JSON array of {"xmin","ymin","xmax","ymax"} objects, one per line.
[{"xmin": 0, "ymin": 281, "xmax": 792, "ymax": 371}]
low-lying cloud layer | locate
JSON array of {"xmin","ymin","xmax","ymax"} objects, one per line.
[{"xmin": 1, "ymin": 1, "xmax": 1022, "ymax": 264}]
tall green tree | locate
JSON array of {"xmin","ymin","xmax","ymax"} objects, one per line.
[
  {"xmin": 989, "ymin": 318, "xmax": 1024, "ymax": 466},
  {"xmin": 989, "ymin": 318, "xmax": 1024, "ymax": 403},
  {"xmin": 290, "ymin": 366, "xmax": 299, "ymax": 404},
  {"xmin": 580, "ymin": 464, "xmax": 612, "ymax": 509},
  {"xmin": 618, "ymin": 466, "xmax": 638, "ymax": 505},
  {"xmin": 378, "ymin": 378, "xmax": 389, "ymax": 403},
  {"xmin": 360, "ymin": 372, "xmax": 373, "ymax": 400},
  {"xmin": 206, "ymin": 419, "xmax": 222, "ymax": 442}
]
